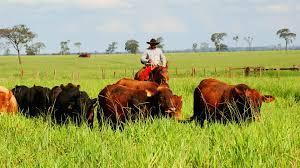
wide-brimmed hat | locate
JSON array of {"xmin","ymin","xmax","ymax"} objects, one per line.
[{"xmin": 147, "ymin": 38, "xmax": 160, "ymax": 45}]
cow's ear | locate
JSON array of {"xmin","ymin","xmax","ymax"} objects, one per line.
[
  {"xmin": 77, "ymin": 85, "xmax": 80, "ymax": 89},
  {"xmin": 234, "ymin": 87, "xmax": 244, "ymax": 95},
  {"xmin": 262, "ymin": 95, "xmax": 275, "ymax": 103},
  {"xmin": 145, "ymin": 90, "xmax": 155, "ymax": 97},
  {"xmin": 60, "ymin": 84, "xmax": 65, "ymax": 89}
]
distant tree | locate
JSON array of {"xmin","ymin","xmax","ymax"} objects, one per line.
[
  {"xmin": 233, "ymin": 35, "xmax": 239, "ymax": 48},
  {"xmin": 4, "ymin": 48, "xmax": 10, "ymax": 56},
  {"xmin": 0, "ymin": 24, "xmax": 36, "ymax": 74},
  {"xmin": 156, "ymin": 37, "xmax": 164, "ymax": 50},
  {"xmin": 125, "ymin": 40, "xmax": 139, "ymax": 54},
  {"xmin": 60, "ymin": 40, "xmax": 70, "ymax": 55},
  {"xmin": 74, "ymin": 42, "xmax": 82, "ymax": 54},
  {"xmin": 276, "ymin": 28, "xmax": 296, "ymax": 51},
  {"xmin": 25, "ymin": 42, "xmax": 45, "ymax": 55},
  {"xmin": 244, "ymin": 36, "xmax": 254, "ymax": 51},
  {"xmin": 0, "ymin": 42, "xmax": 4, "ymax": 55},
  {"xmin": 192, "ymin": 43, "xmax": 198, "ymax": 52},
  {"xmin": 200, "ymin": 42, "xmax": 209, "ymax": 52},
  {"xmin": 211, "ymin": 32, "xmax": 227, "ymax": 51},
  {"xmin": 105, "ymin": 42, "xmax": 118, "ymax": 54}
]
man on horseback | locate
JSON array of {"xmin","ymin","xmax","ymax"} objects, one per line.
[
  {"xmin": 141, "ymin": 38, "xmax": 167, "ymax": 67},
  {"xmin": 136, "ymin": 38, "xmax": 168, "ymax": 82}
]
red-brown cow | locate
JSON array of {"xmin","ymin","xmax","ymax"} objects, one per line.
[
  {"xmin": 115, "ymin": 78, "xmax": 182, "ymax": 119},
  {"xmin": 97, "ymin": 83, "xmax": 181, "ymax": 129},
  {"xmin": 192, "ymin": 78, "xmax": 275, "ymax": 126},
  {"xmin": 0, "ymin": 86, "xmax": 18, "ymax": 114}
]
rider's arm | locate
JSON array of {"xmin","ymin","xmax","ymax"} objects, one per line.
[
  {"xmin": 141, "ymin": 50, "xmax": 149, "ymax": 64},
  {"xmin": 160, "ymin": 49, "xmax": 167, "ymax": 67}
]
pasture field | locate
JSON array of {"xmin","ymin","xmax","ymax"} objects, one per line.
[{"xmin": 0, "ymin": 51, "xmax": 300, "ymax": 167}]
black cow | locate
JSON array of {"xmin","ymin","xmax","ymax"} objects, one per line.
[
  {"xmin": 53, "ymin": 83, "xmax": 97, "ymax": 127},
  {"xmin": 12, "ymin": 85, "xmax": 51, "ymax": 117}
]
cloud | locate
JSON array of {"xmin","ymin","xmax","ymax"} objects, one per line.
[
  {"xmin": 142, "ymin": 17, "xmax": 187, "ymax": 33},
  {"xmin": 96, "ymin": 20, "xmax": 132, "ymax": 33},
  {"xmin": 1, "ymin": 0, "xmax": 132, "ymax": 9},
  {"xmin": 256, "ymin": 4, "xmax": 293, "ymax": 13}
]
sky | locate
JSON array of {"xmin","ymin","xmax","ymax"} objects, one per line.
[{"xmin": 0, "ymin": 0, "xmax": 299, "ymax": 53}]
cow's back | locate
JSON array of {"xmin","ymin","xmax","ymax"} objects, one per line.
[
  {"xmin": 116, "ymin": 78, "xmax": 159, "ymax": 92},
  {"xmin": 196, "ymin": 78, "xmax": 231, "ymax": 108}
]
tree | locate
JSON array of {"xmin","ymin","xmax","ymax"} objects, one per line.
[
  {"xmin": 0, "ymin": 42, "xmax": 4, "ymax": 55},
  {"xmin": 74, "ymin": 42, "xmax": 82, "ymax": 54},
  {"xmin": 244, "ymin": 36, "xmax": 254, "ymax": 51},
  {"xmin": 192, "ymin": 43, "xmax": 198, "ymax": 52},
  {"xmin": 60, "ymin": 40, "xmax": 70, "ymax": 55},
  {"xmin": 25, "ymin": 42, "xmax": 46, "ymax": 55},
  {"xmin": 105, "ymin": 42, "xmax": 118, "ymax": 54},
  {"xmin": 125, "ymin": 40, "xmax": 139, "ymax": 54},
  {"xmin": 156, "ymin": 37, "xmax": 164, "ymax": 50},
  {"xmin": 0, "ymin": 24, "xmax": 36, "ymax": 74},
  {"xmin": 276, "ymin": 28, "xmax": 296, "ymax": 51},
  {"xmin": 200, "ymin": 42, "xmax": 209, "ymax": 52},
  {"xmin": 211, "ymin": 32, "xmax": 227, "ymax": 51},
  {"xmin": 233, "ymin": 35, "xmax": 239, "ymax": 48}
]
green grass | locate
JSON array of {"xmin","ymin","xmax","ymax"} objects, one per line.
[{"xmin": 0, "ymin": 51, "xmax": 300, "ymax": 167}]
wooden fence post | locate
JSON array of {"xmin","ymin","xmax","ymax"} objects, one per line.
[
  {"xmin": 203, "ymin": 68, "xmax": 206, "ymax": 77},
  {"xmin": 113, "ymin": 71, "xmax": 116, "ymax": 78},
  {"xmin": 54, "ymin": 69, "xmax": 56, "ymax": 80},
  {"xmin": 102, "ymin": 69, "xmax": 105, "ymax": 79},
  {"xmin": 132, "ymin": 69, "xmax": 135, "ymax": 77}
]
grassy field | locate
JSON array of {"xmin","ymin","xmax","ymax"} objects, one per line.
[{"xmin": 0, "ymin": 51, "xmax": 300, "ymax": 167}]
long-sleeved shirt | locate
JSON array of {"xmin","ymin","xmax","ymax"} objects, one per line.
[{"xmin": 140, "ymin": 48, "xmax": 167, "ymax": 67}]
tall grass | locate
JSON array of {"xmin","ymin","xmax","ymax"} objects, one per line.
[{"xmin": 0, "ymin": 51, "xmax": 300, "ymax": 167}]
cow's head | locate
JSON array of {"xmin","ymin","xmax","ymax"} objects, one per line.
[
  {"xmin": 233, "ymin": 84, "xmax": 275, "ymax": 117},
  {"xmin": 146, "ymin": 85, "xmax": 182, "ymax": 119},
  {"xmin": 55, "ymin": 83, "xmax": 82, "ymax": 124}
]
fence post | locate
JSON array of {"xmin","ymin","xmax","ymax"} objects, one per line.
[
  {"xmin": 203, "ymin": 68, "xmax": 206, "ymax": 77},
  {"xmin": 102, "ymin": 69, "xmax": 105, "ymax": 79},
  {"xmin": 54, "ymin": 69, "xmax": 56, "ymax": 80},
  {"xmin": 124, "ymin": 69, "xmax": 127, "ymax": 77},
  {"xmin": 214, "ymin": 67, "xmax": 217, "ymax": 75},
  {"xmin": 113, "ymin": 71, "xmax": 116, "ymax": 78},
  {"xmin": 132, "ymin": 69, "xmax": 135, "ymax": 77},
  {"xmin": 259, "ymin": 67, "xmax": 262, "ymax": 77},
  {"xmin": 228, "ymin": 67, "xmax": 232, "ymax": 78}
]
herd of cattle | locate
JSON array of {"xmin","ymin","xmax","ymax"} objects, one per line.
[
  {"xmin": 0, "ymin": 64, "xmax": 275, "ymax": 128},
  {"xmin": 0, "ymin": 76, "xmax": 275, "ymax": 129}
]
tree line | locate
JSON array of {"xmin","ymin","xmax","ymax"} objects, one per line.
[{"xmin": 192, "ymin": 29, "xmax": 296, "ymax": 52}]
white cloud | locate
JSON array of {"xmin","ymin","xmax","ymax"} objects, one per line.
[
  {"xmin": 2, "ymin": 0, "xmax": 132, "ymax": 9},
  {"xmin": 96, "ymin": 20, "xmax": 132, "ymax": 33},
  {"xmin": 256, "ymin": 4, "xmax": 292, "ymax": 13},
  {"xmin": 142, "ymin": 17, "xmax": 187, "ymax": 33}
]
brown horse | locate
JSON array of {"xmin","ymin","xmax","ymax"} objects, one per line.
[{"xmin": 134, "ymin": 65, "xmax": 169, "ymax": 85}]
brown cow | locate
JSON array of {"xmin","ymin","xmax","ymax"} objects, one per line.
[
  {"xmin": 97, "ymin": 84, "xmax": 181, "ymax": 129},
  {"xmin": 115, "ymin": 78, "xmax": 181, "ymax": 118},
  {"xmin": 192, "ymin": 78, "xmax": 275, "ymax": 126},
  {"xmin": 0, "ymin": 86, "xmax": 18, "ymax": 114}
]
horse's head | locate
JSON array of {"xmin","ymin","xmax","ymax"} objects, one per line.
[{"xmin": 150, "ymin": 66, "xmax": 169, "ymax": 85}]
